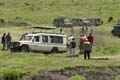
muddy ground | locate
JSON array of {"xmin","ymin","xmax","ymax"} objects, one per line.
[{"xmin": 24, "ymin": 66, "xmax": 120, "ymax": 80}]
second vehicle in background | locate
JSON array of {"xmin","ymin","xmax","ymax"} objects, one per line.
[{"xmin": 111, "ymin": 23, "xmax": 120, "ymax": 37}]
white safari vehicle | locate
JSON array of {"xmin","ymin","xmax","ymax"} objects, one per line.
[
  {"xmin": 10, "ymin": 32, "xmax": 67, "ymax": 53},
  {"xmin": 21, "ymin": 32, "xmax": 67, "ymax": 52}
]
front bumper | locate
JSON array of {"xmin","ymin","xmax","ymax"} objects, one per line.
[{"xmin": 10, "ymin": 42, "xmax": 21, "ymax": 52}]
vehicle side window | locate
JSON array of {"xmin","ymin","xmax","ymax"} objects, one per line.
[
  {"xmin": 50, "ymin": 36, "xmax": 63, "ymax": 43},
  {"xmin": 23, "ymin": 36, "xmax": 33, "ymax": 41},
  {"xmin": 42, "ymin": 35, "xmax": 48, "ymax": 43},
  {"xmin": 34, "ymin": 36, "xmax": 39, "ymax": 42}
]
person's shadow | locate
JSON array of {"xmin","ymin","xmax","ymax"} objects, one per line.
[{"xmin": 90, "ymin": 57, "xmax": 109, "ymax": 60}]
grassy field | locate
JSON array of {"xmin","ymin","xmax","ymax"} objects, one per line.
[
  {"xmin": 0, "ymin": 0, "xmax": 120, "ymax": 80},
  {"xmin": 0, "ymin": 25, "xmax": 120, "ymax": 80},
  {"xmin": 0, "ymin": 0, "xmax": 120, "ymax": 25}
]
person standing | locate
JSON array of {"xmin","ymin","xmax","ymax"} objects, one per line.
[
  {"xmin": 1, "ymin": 33, "xmax": 6, "ymax": 50},
  {"xmin": 70, "ymin": 38, "xmax": 76, "ymax": 57},
  {"xmin": 20, "ymin": 33, "xmax": 28, "ymax": 40},
  {"xmin": 83, "ymin": 39, "xmax": 92, "ymax": 60},
  {"xmin": 67, "ymin": 34, "xmax": 74, "ymax": 53},
  {"xmin": 79, "ymin": 34, "xmax": 87, "ymax": 54},
  {"xmin": 87, "ymin": 33, "xmax": 94, "ymax": 45},
  {"xmin": 60, "ymin": 29, "xmax": 64, "ymax": 35},
  {"xmin": 6, "ymin": 32, "xmax": 12, "ymax": 50},
  {"xmin": 70, "ymin": 27, "xmax": 74, "ymax": 35}
]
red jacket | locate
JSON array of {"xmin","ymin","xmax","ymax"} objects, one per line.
[{"xmin": 87, "ymin": 34, "xmax": 94, "ymax": 44}]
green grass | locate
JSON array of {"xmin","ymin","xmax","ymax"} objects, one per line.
[
  {"xmin": 0, "ymin": 0, "xmax": 120, "ymax": 25},
  {"xmin": 115, "ymin": 76, "xmax": 120, "ymax": 80},
  {"xmin": 68, "ymin": 75, "xmax": 86, "ymax": 80},
  {"xmin": 0, "ymin": 22, "xmax": 120, "ymax": 80},
  {"xmin": 0, "ymin": 51, "xmax": 120, "ymax": 79},
  {"xmin": 0, "ymin": 0, "xmax": 120, "ymax": 79}
]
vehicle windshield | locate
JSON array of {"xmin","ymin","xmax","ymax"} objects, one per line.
[{"xmin": 21, "ymin": 35, "xmax": 33, "ymax": 41}]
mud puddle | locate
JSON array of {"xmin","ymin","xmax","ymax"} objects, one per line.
[{"xmin": 24, "ymin": 66, "xmax": 120, "ymax": 80}]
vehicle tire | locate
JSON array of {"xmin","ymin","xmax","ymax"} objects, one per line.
[
  {"xmin": 51, "ymin": 48, "xmax": 58, "ymax": 53},
  {"xmin": 21, "ymin": 45, "xmax": 29, "ymax": 52}
]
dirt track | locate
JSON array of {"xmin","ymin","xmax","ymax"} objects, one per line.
[{"xmin": 24, "ymin": 66, "xmax": 120, "ymax": 80}]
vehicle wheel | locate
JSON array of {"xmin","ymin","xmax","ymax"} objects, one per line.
[
  {"xmin": 51, "ymin": 48, "xmax": 58, "ymax": 53},
  {"xmin": 21, "ymin": 45, "xmax": 29, "ymax": 52}
]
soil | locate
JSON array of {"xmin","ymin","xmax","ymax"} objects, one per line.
[
  {"xmin": 24, "ymin": 66, "xmax": 120, "ymax": 80},
  {"xmin": 7, "ymin": 21, "xmax": 31, "ymax": 26}
]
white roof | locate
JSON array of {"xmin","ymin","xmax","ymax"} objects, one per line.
[{"xmin": 26, "ymin": 32, "xmax": 66, "ymax": 37}]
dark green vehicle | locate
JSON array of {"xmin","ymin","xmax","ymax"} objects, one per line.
[
  {"xmin": 53, "ymin": 17, "xmax": 73, "ymax": 27},
  {"xmin": 111, "ymin": 25, "xmax": 120, "ymax": 37}
]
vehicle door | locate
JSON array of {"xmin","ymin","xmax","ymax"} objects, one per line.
[
  {"xmin": 39, "ymin": 35, "xmax": 51, "ymax": 52},
  {"xmin": 30, "ymin": 36, "xmax": 41, "ymax": 51}
]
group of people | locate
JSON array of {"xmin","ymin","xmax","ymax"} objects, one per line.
[
  {"xmin": 79, "ymin": 33, "xmax": 94, "ymax": 59},
  {"xmin": 1, "ymin": 32, "xmax": 12, "ymax": 50},
  {"xmin": 68, "ymin": 32, "xmax": 94, "ymax": 60},
  {"xmin": 1, "ymin": 28, "xmax": 93, "ymax": 60}
]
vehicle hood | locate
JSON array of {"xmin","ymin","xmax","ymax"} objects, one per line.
[{"xmin": 18, "ymin": 41, "xmax": 32, "ymax": 45}]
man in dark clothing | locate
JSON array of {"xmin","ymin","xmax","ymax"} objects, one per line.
[
  {"xmin": 6, "ymin": 32, "xmax": 12, "ymax": 50},
  {"xmin": 20, "ymin": 33, "xmax": 28, "ymax": 40},
  {"xmin": 1, "ymin": 33, "xmax": 6, "ymax": 50},
  {"xmin": 70, "ymin": 38, "xmax": 76, "ymax": 57},
  {"xmin": 83, "ymin": 39, "xmax": 92, "ymax": 60}
]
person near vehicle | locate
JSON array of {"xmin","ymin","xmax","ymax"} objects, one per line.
[
  {"xmin": 79, "ymin": 34, "xmax": 87, "ymax": 54},
  {"xmin": 1, "ymin": 33, "xmax": 6, "ymax": 50},
  {"xmin": 20, "ymin": 33, "xmax": 28, "ymax": 40},
  {"xmin": 83, "ymin": 39, "xmax": 92, "ymax": 60},
  {"xmin": 60, "ymin": 29, "xmax": 64, "ymax": 35},
  {"xmin": 80, "ymin": 27, "xmax": 84, "ymax": 34},
  {"xmin": 87, "ymin": 33, "xmax": 94, "ymax": 45},
  {"xmin": 70, "ymin": 38, "xmax": 76, "ymax": 57},
  {"xmin": 6, "ymin": 32, "xmax": 12, "ymax": 50},
  {"xmin": 67, "ymin": 34, "xmax": 74, "ymax": 53},
  {"xmin": 70, "ymin": 27, "xmax": 74, "ymax": 35}
]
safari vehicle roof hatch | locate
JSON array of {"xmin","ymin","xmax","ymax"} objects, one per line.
[{"xmin": 30, "ymin": 25, "xmax": 56, "ymax": 33}]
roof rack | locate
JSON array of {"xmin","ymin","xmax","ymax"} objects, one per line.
[
  {"xmin": 31, "ymin": 26, "xmax": 56, "ymax": 30},
  {"xmin": 30, "ymin": 25, "xmax": 56, "ymax": 33}
]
